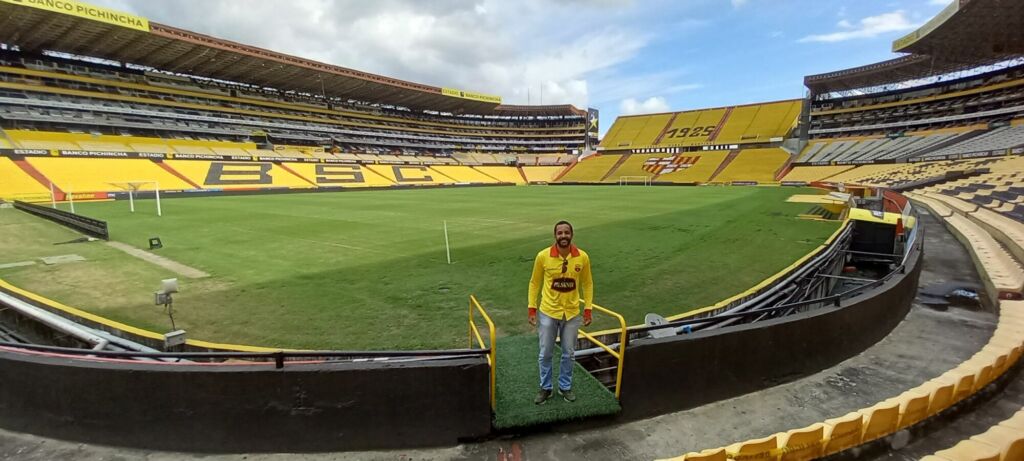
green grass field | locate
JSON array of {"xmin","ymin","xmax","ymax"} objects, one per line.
[{"xmin": 0, "ymin": 186, "xmax": 837, "ymax": 350}]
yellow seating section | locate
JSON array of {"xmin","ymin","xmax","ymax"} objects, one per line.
[
  {"xmin": 362, "ymin": 164, "xmax": 450, "ymax": 185},
  {"xmin": 0, "ymin": 157, "xmax": 50, "ymax": 200},
  {"xmin": 600, "ymin": 99, "xmax": 801, "ymax": 150},
  {"xmin": 0, "ymin": 137, "xmax": 10, "ymax": 148},
  {"xmin": 429, "ymin": 165, "xmax": 498, "ymax": 183},
  {"xmin": 521, "ymin": 166, "xmax": 565, "ymax": 183},
  {"xmin": 6, "ymin": 130, "xmax": 263, "ymax": 156},
  {"xmin": 162, "ymin": 160, "xmax": 314, "ymax": 189},
  {"xmin": 823, "ymin": 163, "xmax": 907, "ymax": 184},
  {"xmin": 811, "ymin": 76, "xmax": 1024, "ymax": 117},
  {"xmin": 282, "ymin": 163, "xmax": 395, "ymax": 188},
  {"xmin": 780, "ymin": 165, "xmax": 855, "ymax": 182},
  {"xmin": 26, "ymin": 157, "xmax": 196, "ymax": 192},
  {"xmin": 472, "ymin": 166, "xmax": 525, "ymax": 184},
  {"xmin": 558, "ymin": 155, "xmax": 623, "ymax": 182},
  {"xmin": 603, "ymin": 154, "xmax": 659, "ymax": 181},
  {"xmin": 712, "ymin": 148, "xmax": 791, "ymax": 183},
  {"xmin": 663, "ymin": 193, "xmax": 1024, "ymax": 461},
  {"xmin": 715, "ymin": 100, "xmax": 803, "ymax": 145},
  {"xmin": 657, "ymin": 150, "xmax": 729, "ymax": 183},
  {"xmin": 0, "ymin": 65, "xmax": 583, "ymax": 137},
  {"xmin": 656, "ymin": 108, "xmax": 727, "ymax": 148}
]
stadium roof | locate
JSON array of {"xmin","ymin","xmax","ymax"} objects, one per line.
[
  {"xmin": 0, "ymin": 0, "xmax": 584, "ymax": 117},
  {"xmin": 804, "ymin": 0, "xmax": 1024, "ymax": 94}
]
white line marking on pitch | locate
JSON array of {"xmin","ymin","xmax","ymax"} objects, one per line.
[{"xmin": 106, "ymin": 241, "xmax": 210, "ymax": 279}]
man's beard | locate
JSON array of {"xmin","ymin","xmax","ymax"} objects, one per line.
[{"xmin": 557, "ymin": 238, "xmax": 571, "ymax": 248}]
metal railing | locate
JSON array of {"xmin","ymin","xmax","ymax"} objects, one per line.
[
  {"xmin": 469, "ymin": 295, "xmax": 497, "ymax": 410},
  {"xmin": 0, "ymin": 341, "xmax": 489, "ymax": 366},
  {"xmin": 577, "ymin": 303, "xmax": 627, "ymax": 399},
  {"xmin": 630, "ymin": 216, "xmax": 923, "ymax": 337}
]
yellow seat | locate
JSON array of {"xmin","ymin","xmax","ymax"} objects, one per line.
[
  {"xmin": 726, "ymin": 434, "xmax": 779, "ymax": 461},
  {"xmin": 973, "ymin": 363, "xmax": 996, "ymax": 390},
  {"xmin": 777, "ymin": 423, "xmax": 825, "ymax": 461},
  {"xmin": 822, "ymin": 412, "xmax": 863, "ymax": 456},
  {"xmin": 681, "ymin": 447, "xmax": 727, "ymax": 461},
  {"xmin": 971, "ymin": 425, "xmax": 1024, "ymax": 461},
  {"xmin": 925, "ymin": 380, "xmax": 957, "ymax": 416},
  {"xmin": 937, "ymin": 370, "xmax": 977, "ymax": 403},
  {"xmin": 1000, "ymin": 411, "xmax": 1024, "ymax": 431},
  {"xmin": 933, "ymin": 439, "xmax": 1002, "ymax": 461},
  {"xmin": 859, "ymin": 400, "xmax": 900, "ymax": 443},
  {"xmin": 892, "ymin": 389, "xmax": 931, "ymax": 429}
]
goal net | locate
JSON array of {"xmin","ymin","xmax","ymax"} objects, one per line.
[
  {"xmin": 107, "ymin": 181, "xmax": 163, "ymax": 216},
  {"xmin": 618, "ymin": 176, "xmax": 651, "ymax": 186}
]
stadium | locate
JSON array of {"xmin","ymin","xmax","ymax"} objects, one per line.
[{"xmin": 0, "ymin": 0, "xmax": 1021, "ymax": 459}]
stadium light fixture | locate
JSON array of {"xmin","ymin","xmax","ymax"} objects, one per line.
[{"xmin": 154, "ymin": 278, "xmax": 179, "ymax": 332}]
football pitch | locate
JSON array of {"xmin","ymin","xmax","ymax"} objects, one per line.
[{"xmin": 0, "ymin": 185, "xmax": 838, "ymax": 350}]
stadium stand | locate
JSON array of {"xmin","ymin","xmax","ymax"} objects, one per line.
[
  {"xmin": 25, "ymin": 157, "xmax": 196, "ymax": 192},
  {"xmin": 471, "ymin": 166, "xmax": 526, "ymax": 184},
  {"xmin": 598, "ymin": 99, "xmax": 801, "ymax": 150},
  {"xmin": 161, "ymin": 160, "xmax": 316, "ymax": 190},
  {"xmin": 710, "ymin": 148, "xmax": 791, "ymax": 183},
  {"xmin": 780, "ymin": 165, "xmax": 855, "ymax": 182},
  {"xmin": 558, "ymin": 155, "xmax": 623, "ymax": 182},
  {"xmin": 520, "ymin": 165, "xmax": 565, "ymax": 183},
  {"xmin": 657, "ymin": 150, "xmax": 730, "ymax": 183},
  {"xmin": 0, "ymin": 156, "xmax": 49, "ymax": 200},
  {"xmin": 429, "ymin": 165, "xmax": 500, "ymax": 183}
]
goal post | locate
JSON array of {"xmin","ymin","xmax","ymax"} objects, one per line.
[
  {"xmin": 618, "ymin": 176, "xmax": 651, "ymax": 186},
  {"xmin": 107, "ymin": 181, "xmax": 162, "ymax": 216}
]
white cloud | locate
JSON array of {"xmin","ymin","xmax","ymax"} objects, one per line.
[
  {"xmin": 799, "ymin": 10, "xmax": 920, "ymax": 43},
  {"xmin": 731, "ymin": 0, "xmax": 748, "ymax": 8},
  {"xmin": 928, "ymin": 0, "xmax": 950, "ymax": 5},
  {"xmin": 619, "ymin": 96, "xmax": 670, "ymax": 115},
  {"xmin": 87, "ymin": 0, "xmax": 661, "ymax": 109}
]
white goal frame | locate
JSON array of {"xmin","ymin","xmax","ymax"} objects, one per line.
[
  {"xmin": 107, "ymin": 181, "xmax": 162, "ymax": 216},
  {"xmin": 618, "ymin": 175, "xmax": 651, "ymax": 186}
]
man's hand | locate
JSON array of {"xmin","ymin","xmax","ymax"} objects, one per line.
[
  {"xmin": 528, "ymin": 307, "xmax": 537, "ymax": 326},
  {"xmin": 583, "ymin": 309, "xmax": 592, "ymax": 327}
]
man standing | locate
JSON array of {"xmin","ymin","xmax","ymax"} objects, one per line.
[{"xmin": 528, "ymin": 220, "xmax": 593, "ymax": 404}]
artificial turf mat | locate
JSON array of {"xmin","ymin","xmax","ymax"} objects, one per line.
[{"xmin": 493, "ymin": 334, "xmax": 620, "ymax": 429}]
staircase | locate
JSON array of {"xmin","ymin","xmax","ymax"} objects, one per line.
[
  {"xmin": 599, "ymin": 154, "xmax": 632, "ymax": 182},
  {"xmin": 707, "ymin": 149, "xmax": 741, "ymax": 183},
  {"xmin": 798, "ymin": 205, "xmax": 839, "ymax": 221}
]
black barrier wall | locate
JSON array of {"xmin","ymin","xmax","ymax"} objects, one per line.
[
  {"xmin": 618, "ymin": 244, "xmax": 922, "ymax": 420},
  {"xmin": 0, "ymin": 353, "xmax": 491, "ymax": 452},
  {"xmin": 13, "ymin": 200, "xmax": 109, "ymax": 240}
]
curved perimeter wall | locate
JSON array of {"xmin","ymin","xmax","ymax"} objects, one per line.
[
  {"xmin": 620, "ymin": 229, "xmax": 922, "ymax": 420},
  {"xmin": 0, "ymin": 351, "xmax": 491, "ymax": 452}
]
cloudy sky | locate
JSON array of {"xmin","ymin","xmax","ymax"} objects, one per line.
[{"xmin": 91, "ymin": 0, "xmax": 951, "ymax": 135}]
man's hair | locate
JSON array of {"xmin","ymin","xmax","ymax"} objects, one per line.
[{"xmin": 554, "ymin": 220, "xmax": 573, "ymax": 234}]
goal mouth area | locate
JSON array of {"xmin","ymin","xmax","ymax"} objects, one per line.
[
  {"xmin": 617, "ymin": 176, "xmax": 652, "ymax": 185},
  {"xmin": 107, "ymin": 181, "xmax": 160, "ymax": 192}
]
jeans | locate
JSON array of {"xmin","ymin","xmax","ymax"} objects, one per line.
[{"xmin": 538, "ymin": 312, "xmax": 582, "ymax": 391}]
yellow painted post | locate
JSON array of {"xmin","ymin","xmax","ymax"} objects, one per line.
[
  {"xmin": 578, "ymin": 302, "xmax": 628, "ymax": 399},
  {"xmin": 469, "ymin": 295, "xmax": 497, "ymax": 411}
]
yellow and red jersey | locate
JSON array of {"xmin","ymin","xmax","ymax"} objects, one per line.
[{"xmin": 528, "ymin": 244, "xmax": 593, "ymax": 320}]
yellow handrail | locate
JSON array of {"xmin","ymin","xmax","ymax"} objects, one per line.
[
  {"xmin": 469, "ymin": 295, "xmax": 497, "ymax": 411},
  {"xmin": 577, "ymin": 302, "xmax": 628, "ymax": 399}
]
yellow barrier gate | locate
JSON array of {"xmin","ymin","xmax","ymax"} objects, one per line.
[
  {"xmin": 577, "ymin": 302, "xmax": 628, "ymax": 399},
  {"xmin": 468, "ymin": 295, "xmax": 496, "ymax": 410}
]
